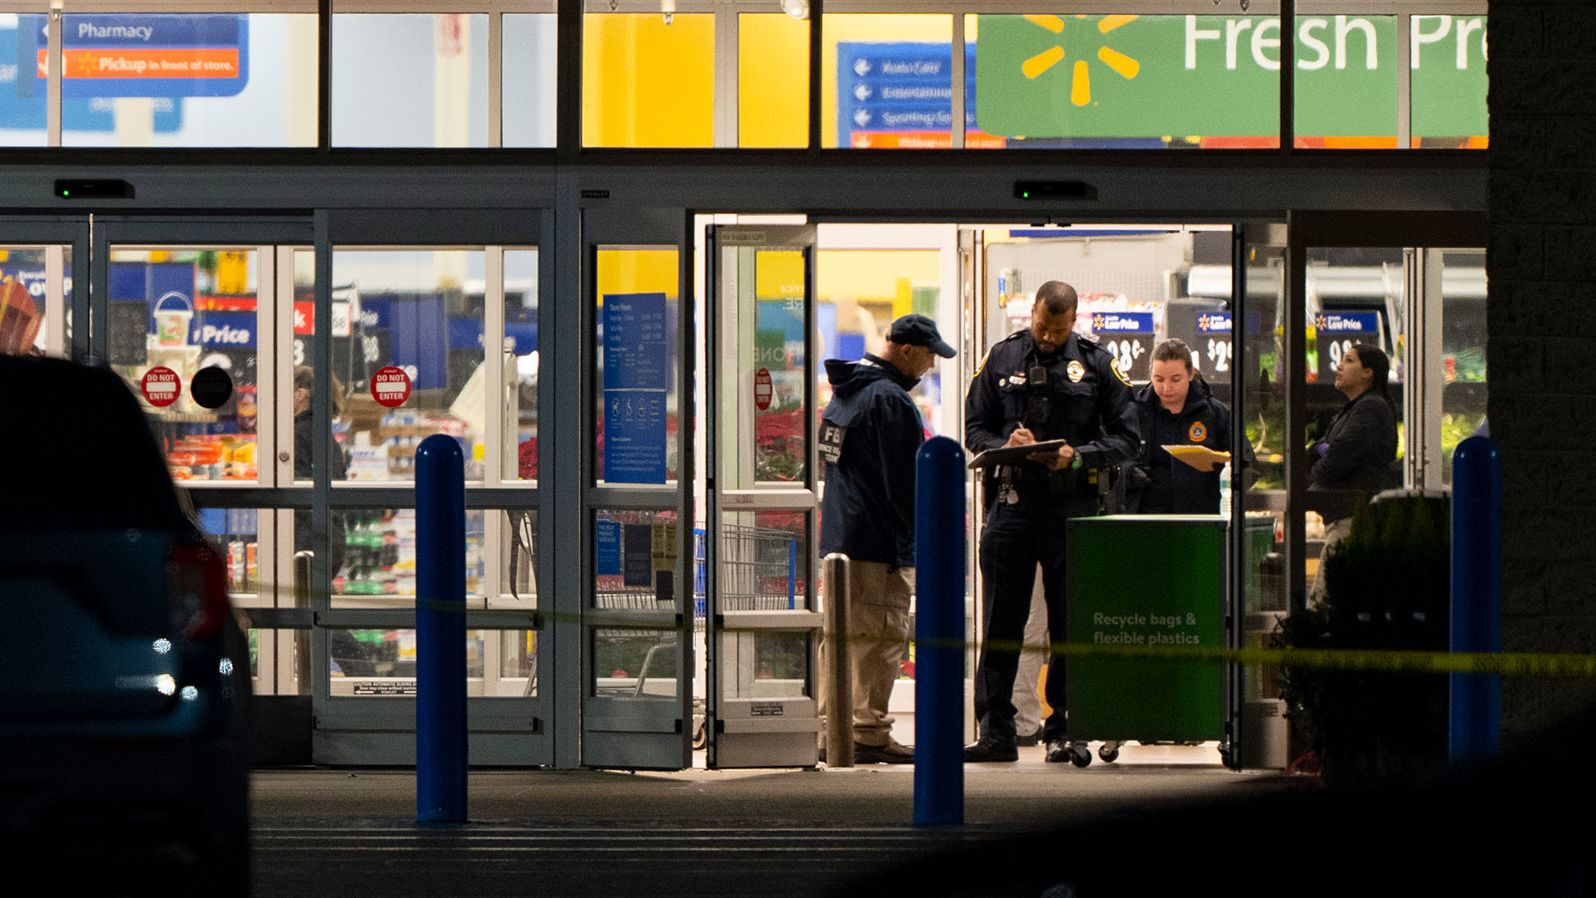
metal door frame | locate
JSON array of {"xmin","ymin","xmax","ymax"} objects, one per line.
[
  {"xmin": 0, "ymin": 217, "xmax": 87, "ymax": 362},
  {"xmin": 703, "ymin": 224, "xmax": 823, "ymax": 769},
  {"xmin": 304, "ymin": 209, "xmax": 551, "ymax": 765},
  {"xmin": 577, "ymin": 204, "xmax": 697, "ymax": 770}
]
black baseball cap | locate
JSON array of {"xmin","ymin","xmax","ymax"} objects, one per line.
[{"xmin": 887, "ymin": 313, "xmax": 956, "ymax": 358}]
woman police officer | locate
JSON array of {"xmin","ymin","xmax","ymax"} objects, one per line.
[{"xmin": 1126, "ymin": 339, "xmax": 1253, "ymax": 515}]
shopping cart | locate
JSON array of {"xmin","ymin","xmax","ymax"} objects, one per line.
[{"xmin": 715, "ymin": 523, "xmax": 802, "ymax": 613}]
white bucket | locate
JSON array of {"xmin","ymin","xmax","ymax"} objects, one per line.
[{"xmin": 153, "ymin": 292, "xmax": 193, "ymax": 347}]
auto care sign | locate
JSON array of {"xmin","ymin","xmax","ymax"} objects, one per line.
[
  {"xmin": 141, "ymin": 365, "xmax": 179, "ymax": 407},
  {"xmin": 370, "ymin": 366, "xmax": 411, "ymax": 408},
  {"xmin": 31, "ymin": 15, "xmax": 250, "ymax": 98}
]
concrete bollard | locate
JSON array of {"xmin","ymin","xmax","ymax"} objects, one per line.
[{"xmin": 823, "ymin": 553, "xmax": 854, "ymax": 768}]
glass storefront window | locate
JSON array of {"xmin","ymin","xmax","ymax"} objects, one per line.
[
  {"xmin": 0, "ymin": 245, "xmax": 70, "ymax": 356},
  {"xmin": 328, "ymin": 628, "xmax": 487, "ymax": 694},
  {"xmin": 738, "ymin": 13, "xmax": 808, "ymax": 148},
  {"xmin": 505, "ymin": 249, "xmax": 539, "ymax": 482},
  {"xmin": 1440, "ymin": 250, "xmax": 1487, "ymax": 483},
  {"xmin": 503, "ymin": 14, "xmax": 557, "ymax": 148},
  {"xmin": 307, "ymin": 506, "xmax": 485, "ymax": 605},
  {"xmin": 969, "ymin": 13, "xmax": 1280, "ymax": 150},
  {"xmin": 55, "ymin": 13, "xmax": 317, "ymax": 148},
  {"xmin": 332, "ymin": 14, "xmax": 488, "ymax": 148},
  {"xmin": 583, "ymin": 13, "xmax": 714, "ymax": 148},
  {"xmin": 0, "ymin": 11, "xmax": 49, "ymax": 148},
  {"xmin": 108, "ymin": 247, "xmax": 263, "ymax": 484},
  {"xmin": 307, "ymin": 249, "xmax": 486, "ymax": 484},
  {"xmin": 1412, "ymin": 15, "xmax": 1489, "ymax": 149},
  {"xmin": 824, "ymin": 14, "xmax": 954, "ymax": 149},
  {"xmin": 594, "ymin": 248, "xmax": 680, "ymax": 486}
]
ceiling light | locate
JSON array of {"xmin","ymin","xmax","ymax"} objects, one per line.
[{"xmin": 782, "ymin": 0, "xmax": 808, "ymax": 20}]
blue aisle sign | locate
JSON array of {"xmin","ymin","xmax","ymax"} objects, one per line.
[
  {"xmin": 1, "ymin": 26, "xmax": 181, "ymax": 132},
  {"xmin": 1090, "ymin": 311, "xmax": 1157, "ymax": 383},
  {"xmin": 603, "ymin": 293, "xmax": 669, "ymax": 484},
  {"xmin": 23, "ymin": 14, "xmax": 250, "ymax": 98},
  {"xmin": 836, "ymin": 42, "xmax": 978, "ymax": 148},
  {"xmin": 596, "ymin": 520, "xmax": 622, "ymax": 576}
]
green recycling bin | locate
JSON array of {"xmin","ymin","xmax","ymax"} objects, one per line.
[{"xmin": 1065, "ymin": 515, "xmax": 1229, "ymax": 747}]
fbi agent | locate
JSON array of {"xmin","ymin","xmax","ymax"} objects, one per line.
[
  {"xmin": 962, "ymin": 280, "xmax": 1141, "ymax": 764},
  {"xmin": 1126, "ymin": 338, "xmax": 1255, "ymax": 515}
]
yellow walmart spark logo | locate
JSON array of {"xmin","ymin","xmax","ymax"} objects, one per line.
[{"xmin": 1021, "ymin": 14, "xmax": 1141, "ymax": 107}]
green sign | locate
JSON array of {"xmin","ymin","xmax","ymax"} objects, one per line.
[
  {"xmin": 1066, "ymin": 515, "xmax": 1226, "ymax": 742},
  {"xmin": 974, "ymin": 14, "xmax": 1486, "ymax": 141}
]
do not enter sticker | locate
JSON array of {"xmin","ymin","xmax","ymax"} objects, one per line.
[
  {"xmin": 141, "ymin": 366, "xmax": 180, "ymax": 407},
  {"xmin": 370, "ymin": 366, "xmax": 412, "ymax": 408},
  {"xmin": 754, "ymin": 367, "xmax": 773, "ymax": 411}
]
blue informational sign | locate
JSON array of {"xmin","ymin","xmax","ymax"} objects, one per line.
[
  {"xmin": 603, "ymin": 293, "xmax": 669, "ymax": 389},
  {"xmin": 1196, "ymin": 311, "xmax": 1233, "ymax": 334},
  {"xmin": 191, "ymin": 310, "xmax": 254, "ymax": 348},
  {"xmin": 3, "ymin": 26, "xmax": 184, "ymax": 133},
  {"xmin": 605, "ymin": 389, "xmax": 667, "ymax": 485},
  {"xmin": 22, "ymin": 14, "xmax": 250, "ymax": 99},
  {"xmin": 836, "ymin": 42, "xmax": 976, "ymax": 148},
  {"xmin": 596, "ymin": 520, "xmax": 622, "ymax": 576},
  {"xmin": 603, "ymin": 293, "xmax": 670, "ymax": 484},
  {"xmin": 837, "ymin": 333, "xmax": 866, "ymax": 363},
  {"xmin": 1089, "ymin": 312, "xmax": 1155, "ymax": 334},
  {"xmin": 817, "ymin": 302, "xmax": 838, "ymax": 362},
  {"xmin": 1315, "ymin": 312, "xmax": 1382, "ymax": 335}
]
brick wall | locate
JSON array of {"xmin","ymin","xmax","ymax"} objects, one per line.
[{"xmin": 1489, "ymin": 0, "xmax": 1596, "ymax": 746}]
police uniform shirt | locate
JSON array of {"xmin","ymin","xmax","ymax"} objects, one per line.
[{"xmin": 965, "ymin": 329, "xmax": 1141, "ymax": 493}]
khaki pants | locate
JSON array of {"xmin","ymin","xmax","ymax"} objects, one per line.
[
  {"xmin": 1012, "ymin": 567, "xmax": 1048, "ymax": 736},
  {"xmin": 1309, "ymin": 517, "xmax": 1354, "ymax": 607},
  {"xmin": 820, "ymin": 560, "xmax": 913, "ymax": 748}
]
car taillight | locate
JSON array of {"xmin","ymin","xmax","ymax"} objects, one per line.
[{"xmin": 168, "ymin": 542, "xmax": 230, "ymax": 640}]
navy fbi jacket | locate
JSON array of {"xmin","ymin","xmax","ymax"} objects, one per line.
[
  {"xmin": 965, "ymin": 330, "xmax": 1141, "ymax": 502},
  {"xmin": 818, "ymin": 354, "xmax": 926, "ymax": 569},
  {"xmin": 1127, "ymin": 375, "xmax": 1254, "ymax": 515}
]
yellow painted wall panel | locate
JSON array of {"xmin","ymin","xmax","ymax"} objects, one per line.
[
  {"xmin": 598, "ymin": 249, "xmax": 679, "ymax": 301},
  {"xmin": 739, "ymin": 14, "xmax": 809, "ymax": 148},
  {"xmin": 583, "ymin": 14, "xmax": 715, "ymax": 148}
]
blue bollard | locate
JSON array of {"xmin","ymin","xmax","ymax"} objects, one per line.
[
  {"xmin": 1450, "ymin": 435, "xmax": 1501, "ymax": 764},
  {"xmin": 914, "ymin": 436, "xmax": 965, "ymax": 827},
  {"xmin": 416, "ymin": 434, "xmax": 468, "ymax": 823}
]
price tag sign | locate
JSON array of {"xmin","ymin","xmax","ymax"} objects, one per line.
[
  {"xmin": 1195, "ymin": 311, "xmax": 1234, "ymax": 384},
  {"xmin": 1089, "ymin": 312, "xmax": 1155, "ymax": 383},
  {"xmin": 1315, "ymin": 312, "xmax": 1382, "ymax": 382},
  {"xmin": 140, "ymin": 365, "xmax": 180, "ymax": 407},
  {"xmin": 369, "ymin": 365, "xmax": 411, "ymax": 408}
]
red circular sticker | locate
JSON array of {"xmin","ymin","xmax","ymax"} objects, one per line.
[
  {"xmin": 754, "ymin": 368, "xmax": 773, "ymax": 411},
  {"xmin": 141, "ymin": 366, "xmax": 180, "ymax": 408},
  {"xmin": 370, "ymin": 366, "xmax": 412, "ymax": 408}
]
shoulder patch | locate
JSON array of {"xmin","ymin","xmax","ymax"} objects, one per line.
[
  {"xmin": 1110, "ymin": 359, "xmax": 1132, "ymax": 388},
  {"xmin": 972, "ymin": 348, "xmax": 992, "ymax": 381}
]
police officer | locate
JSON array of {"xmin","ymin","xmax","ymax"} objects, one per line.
[
  {"xmin": 962, "ymin": 280, "xmax": 1140, "ymax": 764},
  {"xmin": 1126, "ymin": 338, "xmax": 1254, "ymax": 515}
]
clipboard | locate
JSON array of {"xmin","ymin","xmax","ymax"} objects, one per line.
[
  {"xmin": 1163, "ymin": 444, "xmax": 1232, "ymax": 472},
  {"xmin": 967, "ymin": 439, "xmax": 1071, "ymax": 470}
]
